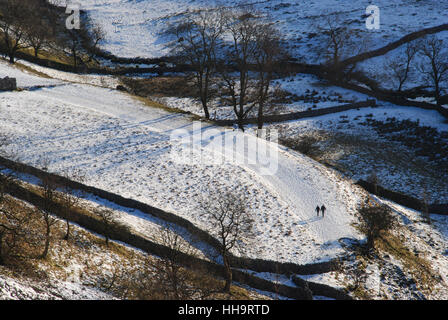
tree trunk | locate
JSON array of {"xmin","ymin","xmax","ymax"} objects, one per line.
[
  {"xmin": 171, "ymin": 265, "xmax": 180, "ymax": 300},
  {"xmin": 435, "ymin": 82, "xmax": 440, "ymax": 106},
  {"xmin": 237, "ymin": 119, "xmax": 245, "ymax": 132},
  {"xmin": 41, "ymin": 224, "xmax": 50, "ymax": 259},
  {"xmin": 223, "ymin": 253, "xmax": 232, "ymax": 293},
  {"xmin": 0, "ymin": 233, "xmax": 4, "ymax": 265},
  {"xmin": 257, "ymin": 101, "xmax": 264, "ymax": 130},
  {"xmin": 64, "ymin": 220, "xmax": 70, "ymax": 241},
  {"xmin": 203, "ymin": 69, "xmax": 211, "ymax": 119},
  {"xmin": 201, "ymin": 98, "xmax": 210, "ymax": 119}
]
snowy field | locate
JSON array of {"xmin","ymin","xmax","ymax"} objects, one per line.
[
  {"xmin": 270, "ymin": 102, "xmax": 448, "ymax": 203},
  {"xmin": 154, "ymin": 69, "xmax": 448, "ymax": 204},
  {"xmin": 50, "ymin": 0, "xmax": 448, "ymax": 99},
  {"xmin": 0, "ymin": 273, "xmax": 114, "ymax": 300},
  {"xmin": 0, "ymin": 59, "xmax": 368, "ymax": 264},
  {"xmin": 0, "ymin": 0, "xmax": 446, "ymax": 300},
  {"xmin": 53, "ymin": 0, "xmax": 448, "ymax": 63},
  {"xmin": 359, "ymin": 197, "xmax": 448, "ymax": 299},
  {"xmin": 156, "ymin": 73, "xmax": 374, "ymax": 119}
]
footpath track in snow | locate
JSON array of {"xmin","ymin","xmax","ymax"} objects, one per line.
[{"xmin": 0, "ymin": 61, "xmax": 363, "ymax": 264}]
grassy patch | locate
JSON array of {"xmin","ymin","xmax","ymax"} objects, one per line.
[
  {"xmin": 279, "ymin": 131, "xmax": 326, "ymax": 159},
  {"xmin": 129, "ymin": 93, "xmax": 203, "ymax": 121},
  {"xmin": 10, "ymin": 60, "xmax": 53, "ymax": 79},
  {"xmin": 19, "ymin": 46, "xmax": 100, "ymax": 69},
  {"xmin": 351, "ymin": 283, "xmax": 371, "ymax": 299},
  {"xmin": 19, "ymin": 47, "xmax": 71, "ymax": 66},
  {"xmin": 1, "ymin": 181, "xmax": 266, "ymax": 300},
  {"xmin": 121, "ymin": 76, "xmax": 198, "ymax": 98},
  {"xmin": 303, "ymin": 128, "xmax": 447, "ymax": 202},
  {"xmin": 376, "ymin": 233, "xmax": 436, "ymax": 294},
  {"xmin": 349, "ymin": 259, "xmax": 371, "ymax": 299}
]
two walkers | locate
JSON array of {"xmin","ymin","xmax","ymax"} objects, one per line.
[{"xmin": 315, "ymin": 205, "xmax": 327, "ymax": 218}]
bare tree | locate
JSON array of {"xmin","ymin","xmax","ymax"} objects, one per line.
[
  {"xmin": 120, "ymin": 225, "xmax": 216, "ymax": 300},
  {"xmin": 59, "ymin": 28, "xmax": 85, "ymax": 70},
  {"xmin": 418, "ymin": 36, "xmax": 448, "ymax": 105},
  {"xmin": 24, "ymin": 0, "xmax": 57, "ymax": 58},
  {"xmin": 52, "ymin": 8, "xmax": 93, "ymax": 72},
  {"xmin": 168, "ymin": 9, "xmax": 225, "ymax": 119},
  {"xmin": 58, "ymin": 170, "xmax": 85, "ymax": 241},
  {"xmin": 95, "ymin": 208, "xmax": 119, "ymax": 246},
  {"xmin": 0, "ymin": 200, "xmax": 37, "ymax": 265},
  {"xmin": 316, "ymin": 14, "xmax": 368, "ymax": 80},
  {"xmin": 96, "ymin": 260, "xmax": 127, "ymax": 295},
  {"xmin": 83, "ymin": 19, "xmax": 105, "ymax": 64},
  {"xmin": 90, "ymin": 24, "xmax": 105, "ymax": 54},
  {"xmin": 0, "ymin": 172, "xmax": 14, "ymax": 204},
  {"xmin": 0, "ymin": 0, "xmax": 30, "ymax": 63},
  {"xmin": 168, "ymin": 8, "xmax": 285, "ymax": 128},
  {"xmin": 317, "ymin": 15, "xmax": 352, "ymax": 68},
  {"xmin": 0, "ymin": 139, "xmax": 37, "ymax": 265},
  {"xmin": 39, "ymin": 175, "xmax": 59, "ymax": 259},
  {"xmin": 358, "ymin": 201, "xmax": 395, "ymax": 250},
  {"xmin": 386, "ymin": 42, "xmax": 418, "ymax": 92},
  {"xmin": 219, "ymin": 11, "xmax": 264, "ymax": 130},
  {"xmin": 253, "ymin": 23, "xmax": 284, "ymax": 129},
  {"xmin": 125, "ymin": 255, "xmax": 156, "ymax": 300},
  {"xmin": 0, "ymin": 133, "xmax": 12, "ymax": 203},
  {"xmin": 152, "ymin": 226, "xmax": 199, "ymax": 299},
  {"xmin": 0, "ymin": 208, "xmax": 19, "ymax": 265},
  {"xmin": 200, "ymin": 189, "xmax": 254, "ymax": 293},
  {"xmin": 26, "ymin": 23, "xmax": 51, "ymax": 58}
]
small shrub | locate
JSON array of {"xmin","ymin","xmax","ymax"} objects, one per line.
[
  {"xmin": 280, "ymin": 134, "xmax": 322, "ymax": 157},
  {"xmin": 358, "ymin": 202, "xmax": 395, "ymax": 250}
]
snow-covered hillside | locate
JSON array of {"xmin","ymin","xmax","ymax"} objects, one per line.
[
  {"xmin": 0, "ymin": 273, "xmax": 114, "ymax": 300},
  {"xmin": 157, "ymin": 70, "xmax": 448, "ymax": 204},
  {"xmin": 53, "ymin": 0, "xmax": 448, "ymax": 60},
  {"xmin": 2, "ymin": 41, "xmax": 448, "ymax": 299},
  {"xmin": 0, "ymin": 59, "xmax": 367, "ymax": 264},
  {"xmin": 1, "ymin": 0, "xmax": 448, "ymax": 299}
]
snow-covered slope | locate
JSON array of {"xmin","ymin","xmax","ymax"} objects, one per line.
[
  {"xmin": 1, "ymin": 49, "xmax": 448, "ymax": 299},
  {"xmin": 53, "ymin": 0, "xmax": 448, "ymax": 59},
  {"xmin": 0, "ymin": 274, "xmax": 114, "ymax": 300},
  {"xmin": 0, "ymin": 59, "xmax": 365, "ymax": 264},
  {"xmin": 2, "ymin": 0, "xmax": 447, "ymax": 300}
]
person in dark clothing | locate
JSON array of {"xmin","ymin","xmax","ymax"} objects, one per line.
[
  {"xmin": 315, "ymin": 205, "xmax": 320, "ymax": 216},
  {"xmin": 321, "ymin": 205, "xmax": 326, "ymax": 217}
]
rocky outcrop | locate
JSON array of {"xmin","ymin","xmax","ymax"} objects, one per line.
[{"xmin": 0, "ymin": 77, "xmax": 17, "ymax": 91}]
